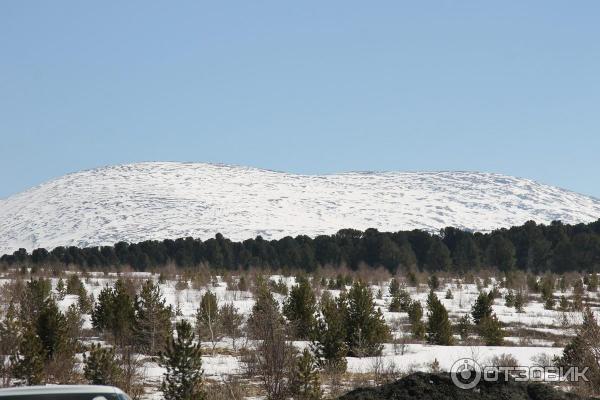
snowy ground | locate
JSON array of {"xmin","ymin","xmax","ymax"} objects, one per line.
[{"xmin": 1, "ymin": 271, "xmax": 597, "ymax": 399}]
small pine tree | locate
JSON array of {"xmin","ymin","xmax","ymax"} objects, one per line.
[
  {"xmin": 445, "ymin": 289, "xmax": 453, "ymax": 299},
  {"xmin": 555, "ymin": 307, "xmax": 600, "ymax": 393},
  {"xmin": 56, "ymin": 278, "xmax": 66, "ymax": 300},
  {"xmin": 346, "ymin": 281, "xmax": 390, "ymax": 357},
  {"xmin": 406, "ymin": 270, "xmax": 418, "ymax": 287},
  {"xmin": 513, "ymin": 290, "xmax": 525, "ymax": 313},
  {"xmin": 77, "ymin": 284, "xmax": 92, "ymax": 314},
  {"xmin": 290, "ymin": 349, "xmax": 322, "ymax": 400},
  {"xmin": 407, "ymin": 300, "xmax": 425, "ymax": 340},
  {"xmin": 312, "ymin": 292, "xmax": 348, "ymax": 373},
  {"xmin": 83, "ymin": 343, "xmax": 122, "ymax": 385},
  {"xmin": 558, "ymin": 276, "xmax": 567, "ymax": 293},
  {"xmin": 64, "ymin": 303, "xmax": 84, "ymax": 342},
  {"xmin": 196, "ymin": 291, "xmax": 221, "ymax": 352},
  {"xmin": 389, "ymin": 288, "xmax": 411, "ymax": 312},
  {"xmin": 134, "ymin": 280, "xmax": 173, "ymax": 355},
  {"xmin": 457, "ymin": 314, "xmax": 471, "ymax": 341},
  {"xmin": 66, "ymin": 275, "xmax": 84, "ymax": 295},
  {"xmin": 92, "ymin": 280, "xmax": 136, "ymax": 344},
  {"xmin": 247, "ymin": 283, "xmax": 284, "ymax": 339},
  {"xmin": 426, "ymin": 291, "xmax": 453, "ymax": 345},
  {"xmin": 572, "ymin": 279, "xmax": 585, "ymax": 311},
  {"xmin": 478, "ymin": 314, "xmax": 504, "ymax": 346},
  {"xmin": 160, "ymin": 320, "xmax": 204, "ymax": 400},
  {"xmin": 283, "ymin": 276, "xmax": 318, "ymax": 340},
  {"xmin": 388, "ymin": 278, "xmax": 400, "ymax": 297},
  {"xmin": 0, "ymin": 304, "xmax": 21, "ymax": 384},
  {"xmin": 540, "ymin": 274, "xmax": 555, "ymax": 310},
  {"xmin": 471, "ymin": 292, "xmax": 493, "ymax": 325},
  {"xmin": 428, "ymin": 275, "xmax": 440, "ymax": 291},
  {"xmin": 11, "ymin": 324, "xmax": 45, "ymax": 385},
  {"xmin": 237, "ymin": 276, "xmax": 248, "ymax": 292},
  {"xmin": 219, "ymin": 303, "xmax": 243, "ymax": 350},
  {"xmin": 587, "ymin": 274, "xmax": 598, "ymax": 292},
  {"xmin": 504, "ymin": 290, "xmax": 515, "ymax": 307},
  {"xmin": 559, "ymin": 295, "xmax": 570, "ymax": 312}
]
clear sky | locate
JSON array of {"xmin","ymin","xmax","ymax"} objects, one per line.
[{"xmin": 1, "ymin": 1, "xmax": 599, "ymax": 199}]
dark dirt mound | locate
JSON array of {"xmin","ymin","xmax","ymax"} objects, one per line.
[{"xmin": 338, "ymin": 372, "xmax": 587, "ymax": 400}]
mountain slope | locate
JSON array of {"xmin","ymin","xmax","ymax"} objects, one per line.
[{"xmin": 1, "ymin": 162, "xmax": 599, "ymax": 255}]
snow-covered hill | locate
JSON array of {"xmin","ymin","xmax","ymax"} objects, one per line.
[{"xmin": 1, "ymin": 162, "xmax": 599, "ymax": 255}]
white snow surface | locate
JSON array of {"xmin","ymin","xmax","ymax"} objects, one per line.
[{"xmin": 1, "ymin": 162, "xmax": 600, "ymax": 254}]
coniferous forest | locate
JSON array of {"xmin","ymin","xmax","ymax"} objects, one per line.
[{"xmin": 2, "ymin": 219, "xmax": 600, "ymax": 274}]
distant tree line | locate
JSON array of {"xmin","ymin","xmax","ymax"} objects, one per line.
[{"xmin": 2, "ymin": 219, "xmax": 600, "ymax": 273}]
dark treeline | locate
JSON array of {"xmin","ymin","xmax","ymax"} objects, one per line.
[{"xmin": 2, "ymin": 219, "xmax": 600, "ymax": 273}]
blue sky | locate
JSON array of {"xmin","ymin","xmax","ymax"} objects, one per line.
[{"xmin": 1, "ymin": 1, "xmax": 599, "ymax": 198}]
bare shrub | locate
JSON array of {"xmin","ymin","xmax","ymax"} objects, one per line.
[
  {"xmin": 531, "ymin": 353, "xmax": 553, "ymax": 367},
  {"xmin": 205, "ymin": 376, "xmax": 245, "ymax": 400},
  {"xmin": 488, "ymin": 353, "xmax": 519, "ymax": 368}
]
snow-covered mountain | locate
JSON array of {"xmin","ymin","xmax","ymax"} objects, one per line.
[{"xmin": 1, "ymin": 162, "xmax": 599, "ymax": 255}]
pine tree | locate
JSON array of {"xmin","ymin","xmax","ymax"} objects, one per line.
[
  {"xmin": 346, "ymin": 281, "xmax": 390, "ymax": 357},
  {"xmin": 219, "ymin": 303, "xmax": 243, "ymax": 350},
  {"xmin": 389, "ymin": 287, "xmax": 411, "ymax": 312},
  {"xmin": 36, "ymin": 298, "xmax": 68, "ymax": 360},
  {"xmin": 428, "ymin": 275, "xmax": 440, "ymax": 291},
  {"xmin": 20, "ymin": 278, "xmax": 52, "ymax": 325},
  {"xmin": 11, "ymin": 324, "xmax": 45, "ymax": 385},
  {"xmin": 445, "ymin": 289, "xmax": 453, "ymax": 299},
  {"xmin": 290, "ymin": 349, "xmax": 322, "ymax": 400},
  {"xmin": 559, "ymin": 295, "xmax": 570, "ymax": 311},
  {"xmin": 457, "ymin": 314, "xmax": 471, "ymax": 341},
  {"xmin": 407, "ymin": 300, "xmax": 425, "ymax": 340},
  {"xmin": 556, "ymin": 307, "xmax": 600, "ymax": 394},
  {"xmin": 513, "ymin": 290, "xmax": 525, "ymax": 313},
  {"xmin": 0, "ymin": 303, "xmax": 21, "ymax": 386},
  {"xmin": 587, "ymin": 274, "xmax": 599, "ymax": 292},
  {"xmin": 66, "ymin": 275, "xmax": 84, "ymax": 295},
  {"xmin": 64, "ymin": 304, "xmax": 83, "ymax": 343},
  {"xmin": 283, "ymin": 276, "xmax": 317, "ymax": 340},
  {"xmin": 77, "ymin": 284, "xmax": 92, "ymax": 314},
  {"xmin": 426, "ymin": 291, "xmax": 453, "ymax": 345},
  {"xmin": 388, "ymin": 278, "xmax": 400, "ymax": 297},
  {"xmin": 36, "ymin": 298, "xmax": 77, "ymax": 383},
  {"xmin": 471, "ymin": 291, "xmax": 493, "ymax": 325},
  {"xmin": 388, "ymin": 295, "xmax": 401, "ymax": 312},
  {"xmin": 92, "ymin": 280, "xmax": 136, "ymax": 344},
  {"xmin": 160, "ymin": 320, "xmax": 204, "ymax": 400},
  {"xmin": 478, "ymin": 314, "xmax": 504, "ymax": 345},
  {"xmin": 540, "ymin": 274, "xmax": 555, "ymax": 310},
  {"xmin": 312, "ymin": 292, "xmax": 348, "ymax": 373},
  {"xmin": 83, "ymin": 343, "xmax": 122, "ymax": 385},
  {"xmin": 504, "ymin": 290, "xmax": 515, "ymax": 307},
  {"xmin": 196, "ymin": 290, "xmax": 221, "ymax": 352},
  {"xmin": 559, "ymin": 275, "xmax": 567, "ymax": 292},
  {"xmin": 247, "ymin": 284, "xmax": 284, "ymax": 339},
  {"xmin": 55, "ymin": 278, "xmax": 66, "ymax": 300},
  {"xmin": 134, "ymin": 280, "xmax": 172, "ymax": 356},
  {"xmin": 573, "ymin": 279, "xmax": 585, "ymax": 311}
]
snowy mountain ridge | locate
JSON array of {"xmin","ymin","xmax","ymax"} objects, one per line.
[{"xmin": 1, "ymin": 162, "xmax": 599, "ymax": 255}]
